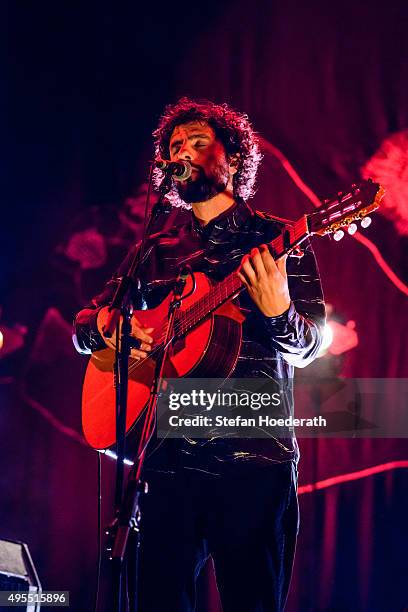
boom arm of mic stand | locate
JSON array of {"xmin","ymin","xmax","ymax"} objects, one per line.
[{"xmin": 104, "ymin": 183, "xmax": 173, "ymax": 339}]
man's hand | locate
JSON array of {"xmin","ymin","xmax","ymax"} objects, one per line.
[
  {"xmin": 97, "ymin": 306, "xmax": 154, "ymax": 360},
  {"xmin": 237, "ymin": 245, "xmax": 291, "ymax": 317}
]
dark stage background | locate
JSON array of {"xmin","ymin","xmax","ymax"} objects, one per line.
[{"xmin": 2, "ymin": 1, "xmax": 408, "ymax": 611}]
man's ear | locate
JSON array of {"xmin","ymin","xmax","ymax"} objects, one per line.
[{"xmin": 229, "ymin": 153, "xmax": 240, "ymax": 175}]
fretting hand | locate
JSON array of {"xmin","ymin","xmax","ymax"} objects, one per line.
[{"xmin": 237, "ymin": 245, "xmax": 290, "ymax": 317}]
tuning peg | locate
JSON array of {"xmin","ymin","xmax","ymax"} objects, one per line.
[
  {"xmin": 333, "ymin": 229, "xmax": 345, "ymax": 241},
  {"xmin": 361, "ymin": 216, "xmax": 372, "ymax": 228},
  {"xmin": 347, "ymin": 223, "xmax": 358, "ymax": 235}
]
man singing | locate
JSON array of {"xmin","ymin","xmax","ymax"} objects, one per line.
[{"xmin": 73, "ymin": 98, "xmax": 325, "ymax": 611}]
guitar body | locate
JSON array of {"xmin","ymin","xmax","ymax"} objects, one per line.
[{"xmin": 82, "ymin": 272, "xmax": 243, "ymax": 450}]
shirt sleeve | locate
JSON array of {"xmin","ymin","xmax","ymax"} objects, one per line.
[
  {"xmin": 262, "ymin": 240, "xmax": 326, "ymax": 368},
  {"xmin": 72, "ymin": 242, "xmax": 140, "ymax": 355}
]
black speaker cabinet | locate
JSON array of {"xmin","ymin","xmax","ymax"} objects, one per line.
[{"xmin": 0, "ymin": 538, "xmax": 41, "ymax": 611}]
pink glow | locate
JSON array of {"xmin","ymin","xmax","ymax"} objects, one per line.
[{"xmin": 298, "ymin": 460, "xmax": 408, "ymax": 495}]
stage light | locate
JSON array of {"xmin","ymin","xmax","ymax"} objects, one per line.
[
  {"xmin": 318, "ymin": 318, "xmax": 359, "ymax": 358},
  {"xmin": 319, "ymin": 323, "xmax": 334, "ymax": 354}
]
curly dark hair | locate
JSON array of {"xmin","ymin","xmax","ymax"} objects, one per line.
[{"xmin": 152, "ymin": 97, "xmax": 262, "ymax": 208}]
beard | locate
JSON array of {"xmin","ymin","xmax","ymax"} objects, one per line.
[{"xmin": 175, "ymin": 159, "xmax": 230, "ymax": 204}]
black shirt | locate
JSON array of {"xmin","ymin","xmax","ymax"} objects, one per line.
[{"xmin": 73, "ymin": 199, "xmax": 325, "ymax": 473}]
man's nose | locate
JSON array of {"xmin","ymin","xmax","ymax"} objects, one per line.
[{"xmin": 176, "ymin": 142, "xmax": 193, "ymax": 161}]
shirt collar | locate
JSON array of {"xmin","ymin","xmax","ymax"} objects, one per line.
[{"xmin": 191, "ymin": 199, "xmax": 254, "ymax": 239}]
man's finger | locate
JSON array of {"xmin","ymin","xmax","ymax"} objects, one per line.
[
  {"xmin": 250, "ymin": 248, "xmax": 267, "ymax": 279},
  {"xmin": 276, "ymin": 254, "xmax": 288, "ymax": 279},
  {"xmin": 259, "ymin": 244, "xmax": 278, "ymax": 274},
  {"xmin": 131, "ymin": 348, "xmax": 149, "ymax": 360},
  {"xmin": 133, "ymin": 317, "xmax": 154, "ymax": 332},
  {"xmin": 130, "ymin": 338, "xmax": 152, "ymax": 352},
  {"xmin": 131, "ymin": 324, "xmax": 154, "ymax": 344},
  {"xmin": 239, "ymin": 255, "xmax": 257, "ymax": 284},
  {"xmin": 237, "ymin": 271, "xmax": 249, "ymax": 288},
  {"xmin": 139, "ymin": 341, "xmax": 152, "ymax": 352}
]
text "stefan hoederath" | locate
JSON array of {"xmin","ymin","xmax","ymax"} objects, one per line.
[{"xmin": 167, "ymin": 389, "xmax": 327, "ymax": 429}]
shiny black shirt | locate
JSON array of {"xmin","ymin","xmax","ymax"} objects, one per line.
[{"xmin": 73, "ymin": 199, "xmax": 325, "ymax": 473}]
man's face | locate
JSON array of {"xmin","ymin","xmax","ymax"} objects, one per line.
[{"xmin": 168, "ymin": 121, "xmax": 232, "ymax": 203}]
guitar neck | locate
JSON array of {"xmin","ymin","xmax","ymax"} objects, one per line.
[{"xmin": 176, "ymin": 215, "xmax": 310, "ymax": 337}]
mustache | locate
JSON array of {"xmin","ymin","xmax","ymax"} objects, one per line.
[{"xmin": 184, "ymin": 164, "xmax": 205, "ymax": 181}]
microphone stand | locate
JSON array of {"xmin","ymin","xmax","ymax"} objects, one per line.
[
  {"xmin": 110, "ymin": 270, "xmax": 187, "ymax": 612},
  {"xmin": 103, "ymin": 166, "xmax": 176, "ymax": 612}
]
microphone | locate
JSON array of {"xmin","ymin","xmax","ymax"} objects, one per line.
[{"xmin": 155, "ymin": 159, "xmax": 192, "ymax": 181}]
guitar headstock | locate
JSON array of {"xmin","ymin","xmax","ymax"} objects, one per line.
[{"xmin": 308, "ymin": 179, "xmax": 384, "ymax": 240}]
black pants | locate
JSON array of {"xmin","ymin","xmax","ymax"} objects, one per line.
[{"xmin": 130, "ymin": 461, "xmax": 299, "ymax": 612}]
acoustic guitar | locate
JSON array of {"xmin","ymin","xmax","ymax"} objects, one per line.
[{"xmin": 82, "ymin": 179, "xmax": 383, "ymax": 451}]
